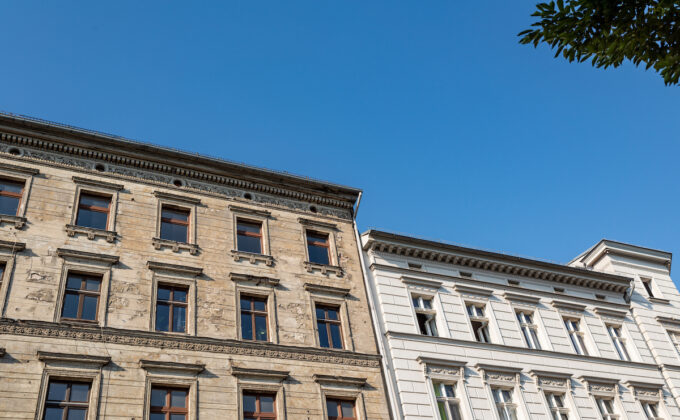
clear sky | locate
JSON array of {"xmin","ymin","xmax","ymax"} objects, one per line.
[{"xmin": 1, "ymin": 2, "xmax": 678, "ymax": 276}]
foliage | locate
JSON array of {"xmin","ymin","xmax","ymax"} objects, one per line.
[{"xmin": 519, "ymin": 0, "xmax": 680, "ymax": 85}]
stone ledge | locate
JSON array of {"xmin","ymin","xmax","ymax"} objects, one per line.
[
  {"xmin": 66, "ymin": 224, "xmax": 117, "ymax": 243},
  {"xmin": 231, "ymin": 366, "xmax": 289, "ymax": 382},
  {"xmin": 304, "ymin": 283, "xmax": 350, "ymax": 297},
  {"xmin": 230, "ymin": 273, "xmax": 279, "ymax": 287},
  {"xmin": 0, "ymin": 239, "xmax": 25, "ymax": 253},
  {"xmin": 147, "ymin": 260, "xmax": 203, "ymax": 276},
  {"xmin": 72, "ymin": 176, "xmax": 124, "ymax": 191},
  {"xmin": 304, "ymin": 261, "xmax": 343, "ymax": 277},
  {"xmin": 153, "ymin": 237, "xmax": 199, "ymax": 255},
  {"xmin": 140, "ymin": 359, "xmax": 205, "ymax": 374},
  {"xmin": 37, "ymin": 351, "xmax": 111, "ymax": 367},
  {"xmin": 154, "ymin": 190, "xmax": 201, "ymax": 205},
  {"xmin": 56, "ymin": 248, "xmax": 119, "ymax": 265},
  {"xmin": 313, "ymin": 374, "xmax": 367, "ymax": 387},
  {"xmin": 298, "ymin": 217, "xmax": 338, "ymax": 230},
  {"xmin": 229, "ymin": 205, "xmax": 271, "ymax": 218},
  {"xmin": 231, "ymin": 250, "xmax": 274, "ymax": 266},
  {"xmin": 0, "ymin": 161, "xmax": 39, "ymax": 175},
  {"xmin": 0, "ymin": 214, "xmax": 26, "ymax": 229}
]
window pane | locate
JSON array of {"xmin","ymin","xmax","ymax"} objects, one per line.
[
  {"xmin": 326, "ymin": 400, "xmax": 339, "ymax": 417},
  {"xmin": 330, "ymin": 324, "xmax": 343, "ymax": 349},
  {"xmin": 157, "ymin": 286, "xmax": 171, "ymax": 301},
  {"xmin": 66, "ymin": 275, "xmax": 83, "ymax": 290},
  {"xmin": 260, "ymin": 395, "xmax": 275, "ymax": 413},
  {"xmin": 44, "ymin": 407, "xmax": 63, "ymax": 420},
  {"xmin": 76, "ymin": 208, "xmax": 108, "ymax": 230},
  {"xmin": 412, "ymin": 297, "xmax": 420, "ymax": 308},
  {"xmin": 160, "ymin": 221, "xmax": 188, "ymax": 243},
  {"xmin": 422, "ymin": 299, "xmax": 432, "ymax": 309},
  {"xmin": 327, "ymin": 308, "xmax": 339, "ymax": 320},
  {"xmin": 241, "ymin": 297, "xmax": 252, "ymax": 310},
  {"xmin": 0, "ymin": 180, "xmax": 23, "ymax": 194},
  {"xmin": 171, "ymin": 390, "xmax": 186, "ymax": 408},
  {"xmin": 85, "ymin": 278, "xmax": 101, "ymax": 291},
  {"xmin": 150, "ymin": 414, "xmax": 166, "ymax": 420},
  {"xmin": 66, "ymin": 408, "xmax": 87, "ymax": 420},
  {"xmin": 0, "ymin": 196, "xmax": 19, "ymax": 216},
  {"xmin": 162, "ymin": 208, "xmax": 189, "ymax": 222},
  {"xmin": 47, "ymin": 382, "xmax": 68, "ymax": 401},
  {"xmin": 79, "ymin": 194, "xmax": 110, "ymax": 208},
  {"xmin": 155, "ymin": 303, "xmax": 170, "ymax": 331},
  {"xmin": 318, "ymin": 321, "xmax": 330, "ymax": 347},
  {"xmin": 62, "ymin": 293, "xmax": 80, "ymax": 319},
  {"xmin": 237, "ymin": 235, "xmax": 261, "ymax": 254},
  {"xmin": 69, "ymin": 383, "xmax": 90, "ymax": 402},
  {"xmin": 341, "ymin": 401, "xmax": 354, "ymax": 417},
  {"xmin": 433, "ymin": 383, "xmax": 442, "ymax": 397},
  {"xmin": 308, "ymin": 244, "xmax": 330, "ymax": 265},
  {"xmin": 241, "ymin": 313, "xmax": 253, "ymax": 340},
  {"xmin": 438, "ymin": 401, "xmax": 448, "ymax": 420},
  {"xmin": 173, "ymin": 289, "xmax": 187, "ymax": 303},
  {"xmin": 444, "ymin": 384, "xmax": 455, "ymax": 398},
  {"xmin": 253, "ymin": 299, "xmax": 266, "ymax": 311},
  {"xmin": 316, "ymin": 307, "xmax": 326, "ymax": 320},
  {"xmin": 150, "ymin": 388, "xmax": 166, "ymax": 407},
  {"xmin": 238, "ymin": 221, "xmax": 261, "ymax": 234},
  {"xmin": 173, "ymin": 306, "xmax": 186, "ymax": 333},
  {"xmin": 81, "ymin": 295, "xmax": 98, "ymax": 320},
  {"xmin": 170, "ymin": 415, "xmax": 186, "ymax": 420},
  {"xmin": 243, "ymin": 394, "xmax": 256, "ymax": 412},
  {"xmin": 255, "ymin": 315, "xmax": 267, "ymax": 341}
]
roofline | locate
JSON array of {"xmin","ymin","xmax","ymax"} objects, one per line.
[
  {"xmin": 362, "ymin": 230, "xmax": 632, "ymax": 292},
  {"xmin": 572, "ymin": 239, "xmax": 672, "ymax": 273},
  {"xmin": 0, "ymin": 112, "xmax": 362, "ymax": 201}
]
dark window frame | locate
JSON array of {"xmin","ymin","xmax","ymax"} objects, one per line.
[
  {"xmin": 60, "ymin": 272, "xmax": 102, "ymax": 322},
  {"xmin": 0, "ymin": 178, "xmax": 24, "ymax": 216},
  {"xmin": 160, "ymin": 205, "xmax": 190, "ymax": 243},
  {"xmin": 240, "ymin": 294, "xmax": 269, "ymax": 341},
  {"xmin": 306, "ymin": 230, "xmax": 331, "ymax": 265},
  {"xmin": 243, "ymin": 392, "xmax": 277, "ymax": 420},
  {"xmin": 155, "ymin": 284, "xmax": 189, "ymax": 333},
  {"xmin": 326, "ymin": 398, "xmax": 357, "ymax": 420},
  {"xmin": 42, "ymin": 379, "xmax": 91, "ymax": 420},
  {"xmin": 149, "ymin": 386, "xmax": 189, "ymax": 420},
  {"xmin": 315, "ymin": 304, "xmax": 344, "ymax": 349},
  {"xmin": 75, "ymin": 192, "xmax": 112, "ymax": 230}
]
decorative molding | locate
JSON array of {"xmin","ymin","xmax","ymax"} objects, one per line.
[
  {"xmin": 0, "ymin": 239, "xmax": 26, "ymax": 253},
  {"xmin": 231, "ymin": 366, "xmax": 289, "ymax": 382},
  {"xmin": 56, "ymin": 248, "xmax": 119, "ymax": 265},
  {"xmin": 503, "ymin": 291, "xmax": 540, "ymax": 305},
  {"xmin": 65, "ymin": 224, "xmax": 117, "ymax": 243},
  {"xmin": 401, "ymin": 276, "xmax": 442, "ymax": 289},
  {"xmin": 593, "ymin": 307, "xmax": 628, "ymax": 321},
  {"xmin": 230, "ymin": 273, "xmax": 280, "ymax": 287},
  {"xmin": 0, "ymin": 214, "xmax": 27, "ymax": 229},
  {"xmin": 475, "ymin": 364, "xmax": 522, "ymax": 387},
  {"xmin": 551, "ymin": 300, "xmax": 587, "ymax": 314},
  {"xmin": 1, "ymin": 318, "xmax": 381, "ymax": 368},
  {"xmin": 363, "ymin": 231, "xmax": 633, "ymax": 293},
  {"xmin": 454, "ymin": 284, "xmax": 493, "ymax": 298},
  {"xmin": 231, "ymin": 250, "xmax": 274, "ymax": 266},
  {"xmin": 576, "ymin": 239, "xmax": 672, "ymax": 273},
  {"xmin": 37, "ymin": 351, "xmax": 111, "ymax": 367},
  {"xmin": 140, "ymin": 359, "xmax": 205, "ymax": 375},
  {"xmin": 0, "ymin": 161, "xmax": 39, "ymax": 175},
  {"xmin": 228, "ymin": 204, "xmax": 271, "ymax": 218},
  {"xmin": 649, "ymin": 296, "xmax": 671, "ymax": 305},
  {"xmin": 579, "ymin": 376, "xmax": 619, "ymax": 397},
  {"xmin": 153, "ymin": 190, "xmax": 201, "ymax": 205},
  {"xmin": 656, "ymin": 316, "xmax": 680, "ymax": 330},
  {"xmin": 298, "ymin": 217, "xmax": 338, "ymax": 230},
  {"xmin": 313, "ymin": 374, "xmax": 367, "ymax": 388},
  {"xmin": 529, "ymin": 370, "xmax": 572, "ymax": 392},
  {"xmin": 152, "ymin": 237, "xmax": 199, "ymax": 255},
  {"xmin": 147, "ymin": 261, "xmax": 203, "ymax": 276},
  {"xmin": 304, "ymin": 283, "xmax": 351, "ymax": 297},
  {"xmin": 72, "ymin": 176, "xmax": 123, "ymax": 191},
  {"xmin": 304, "ymin": 261, "xmax": 344, "ymax": 277},
  {"xmin": 625, "ymin": 381, "xmax": 663, "ymax": 402},
  {"xmin": 418, "ymin": 357, "xmax": 466, "ymax": 380}
]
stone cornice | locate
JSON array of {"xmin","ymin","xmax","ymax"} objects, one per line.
[
  {"xmin": 656, "ymin": 316, "xmax": 680, "ymax": 329},
  {"xmin": 551, "ymin": 300, "xmax": 587, "ymax": 313},
  {"xmin": 0, "ymin": 318, "xmax": 381, "ymax": 368},
  {"xmin": 528, "ymin": 370, "xmax": 573, "ymax": 380},
  {"xmin": 0, "ymin": 239, "xmax": 26, "ymax": 253},
  {"xmin": 453, "ymin": 284, "xmax": 493, "ymax": 298},
  {"xmin": 154, "ymin": 190, "xmax": 201, "ymax": 205},
  {"xmin": 363, "ymin": 230, "xmax": 632, "ymax": 293},
  {"xmin": 417, "ymin": 356, "xmax": 466, "ymax": 369},
  {"xmin": 579, "ymin": 375, "xmax": 620, "ymax": 385},
  {"xmin": 593, "ymin": 307, "xmax": 628, "ymax": 320},
  {"xmin": 147, "ymin": 260, "xmax": 203, "ymax": 276},
  {"xmin": 401, "ymin": 276, "xmax": 443, "ymax": 289},
  {"xmin": 140, "ymin": 359, "xmax": 205, "ymax": 375},
  {"xmin": 313, "ymin": 374, "xmax": 367, "ymax": 387},
  {"xmin": 298, "ymin": 217, "xmax": 338, "ymax": 230},
  {"xmin": 230, "ymin": 366, "xmax": 289, "ymax": 382},
  {"xmin": 72, "ymin": 176, "xmax": 124, "ymax": 191},
  {"xmin": 228, "ymin": 204, "xmax": 271, "ymax": 218},
  {"xmin": 503, "ymin": 291, "xmax": 541, "ymax": 305},
  {"xmin": 304, "ymin": 283, "xmax": 351, "ymax": 297},
  {"xmin": 0, "ymin": 161, "xmax": 39, "ymax": 175},
  {"xmin": 230, "ymin": 273, "xmax": 280, "ymax": 287},
  {"xmin": 56, "ymin": 248, "xmax": 119, "ymax": 265},
  {"xmin": 38, "ymin": 351, "xmax": 111, "ymax": 367},
  {"xmin": 0, "ymin": 116, "xmax": 358, "ymax": 218},
  {"xmin": 574, "ymin": 239, "xmax": 672, "ymax": 273}
]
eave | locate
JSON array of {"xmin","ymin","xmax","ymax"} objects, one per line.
[{"xmin": 573, "ymin": 239, "xmax": 672, "ymax": 273}]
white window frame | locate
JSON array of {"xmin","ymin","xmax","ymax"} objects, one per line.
[
  {"xmin": 606, "ymin": 324, "xmax": 630, "ymax": 361},
  {"xmin": 516, "ymin": 310, "xmax": 541, "ymax": 350},
  {"xmin": 595, "ymin": 397, "xmax": 619, "ymax": 420},
  {"xmin": 668, "ymin": 330, "xmax": 680, "ymax": 358},
  {"xmin": 419, "ymin": 357, "xmax": 471, "ymax": 420},
  {"xmin": 412, "ymin": 294, "xmax": 439, "ymax": 337},
  {"xmin": 563, "ymin": 318, "xmax": 589, "ymax": 356},
  {"xmin": 477, "ymin": 365, "xmax": 526, "ymax": 420},
  {"xmin": 432, "ymin": 381, "xmax": 464, "ymax": 420},
  {"xmin": 466, "ymin": 302, "xmax": 491, "ymax": 343},
  {"xmin": 544, "ymin": 392, "xmax": 570, "ymax": 420},
  {"xmin": 491, "ymin": 387, "xmax": 519, "ymax": 420}
]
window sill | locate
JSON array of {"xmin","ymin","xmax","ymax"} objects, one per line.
[
  {"xmin": 0, "ymin": 214, "xmax": 26, "ymax": 229},
  {"xmin": 60, "ymin": 318, "xmax": 99, "ymax": 326},
  {"xmin": 66, "ymin": 224, "xmax": 117, "ymax": 242},
  {"xmin": 152, "ymin": 237, "xmax": 199, "ymax": 255},
  {"xmin": 649, "ymin": 297, "xmax": 671, "ymax": 305},
  {"xmin": 304, "ymin": 261, "xmax": 344, "ymax": 277},
  {"xmin": 231, "ymin": 250, "xmax": 274, "ymax": 266}
]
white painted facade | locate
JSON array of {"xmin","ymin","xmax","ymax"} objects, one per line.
[{"xmin": 361, "ymin": 231, "xmax": 680, "ymax": 420}]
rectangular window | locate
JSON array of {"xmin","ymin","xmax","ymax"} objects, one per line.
[
  {"xmin": 564, "ymin": 318, "xmax": 588, "ymax": 355},
  {"xmin": 150, "ymin": 386, "xmax": 188, "ymax": 420},
  {"xmin": 433, "ymin": 382, "xmax": 462, "ymax": 420},
  {"xmin": 517, "ymin": 311, "xmax": 541, "ymax": 350},
  {"xmin": 61, "ymin": 273, "xmax": 102, "ymax": 322},
  {"xmin": 412, "ymin": 295, "xmax": 438, "ymax": 336},
  {"xmin": 669, "ymin": 331, "xmax": 680, "ymax": 356},
  {"xmin": 307, "ymin": 230, "xmax": 330, "ymax": 265},
  {"xmin": 492, "ymin": 388, "xmax": 518, "ymax": 420},
  {"xmin": 641, "ymin": 401, "xmax": 661, "ymax": 420},
  {"xmin": 0, "ymin": 263, "xmax": 5, "ymax": 291},
  {"xmin": 467, "ymin": 304, "xmax": 490, "ymax": 343},
  {"xmin": 316, "ymin": 304, "xmax": 343, "ymax": 349},
  {"xmin": 0, "ymin": 179, "xmax": 23, "ymax": 216},
  {"xmin": 595, "ymin": 398, "xmax": 618, "ymax": 420},
  {"xmin": 237, "ymin": 219, "xmax": 263, "ymax": 254},
  {"xmin": 76, "ymin": 193, "xmax": 111, "ymax": 230},
  {"xmin": 641, "ymin": 277, "xmax": 655, "ymax": 297},
  {"xmin": 326, "ymin": 398, "xmax": 356, "ymax": 420},
  {"xmin": 545, "ymin": 392, "xmax": 569, "ymax": 420},
  {"xmin": 155, "ymin": 285, "xmax": 188, "ymax": 333},
  {"xmin": 240, "ymin": 295, "xmax": 268, "ymax": 341},
  {"xmin": 607, "ymin": 325, "xmax": 630, "ymax": 361},
  {"xmin": 160, "ymin": 206, "xmax": 190, "ymax": 243},
  {"xmin": 43, "ymin": 380, "xmax": 91, "ymax": 420},
  {"xmin": 243, "ymin": 392, "xmax": 276, "ymax": 420}
]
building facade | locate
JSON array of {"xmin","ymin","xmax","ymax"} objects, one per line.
[
  {"xmin": 362, "ymin": 230, "xmax": 680, "ymax": 420},
  {"xmin": 0, "ymin": 114, "xmax": 391, "ymax": 420}
]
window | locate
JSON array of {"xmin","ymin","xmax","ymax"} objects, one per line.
[
  {"xmin": 316, "ymin": 304, "xmax": 343, "ymax": 349},
  {"xmin": 0, "ymin": 263, "xmax": 5, "ymax": 291},
  {"xmin": 42, "ymin": 380, "xmax": 91, "ymax": 420},
  {"xmin": 237, "ymin": 219, "xmax": 263, "ymax": 254},
  {"xmin": 641, "ymin": 401, "xmax": 661, "ymax": 420},
  {"xmin": 433, "ymin": 382, "xmax": 462, "ymax": 420},
  {"xmin": 669, "ymin": 331, "xmax": 680, "ymax": 356},
  {"xmin": 306, "ymin": 230, "xmax": 330, "ymax": 265},
  {"xmin": 0, "ymin": 178, "xmax": 23, "ymax": 216},
  {"xmin": 150, "ymin": 387, "xmax": 188, "ymax": 420},
  {"xmin": 492, "ymin": 388, "xmax": 518, "ymax": 420},
  {"xmin": 243, "ymin": 392, "xmax": 276, "ymax": 420},
  {"xmin": 467, "ymin": 304, "xmax": 490, "ymax": 343},
  {"xmin": 517, "ymin": 311, "xmax": 541, "ymax": 350},
  {"xmin": 155, "ymin": 285, "xmax": 188, "ymax": 333},
  {"xmin": 607, "ymin": 325, "xmax": 630, "ymax": 361},
  {"xmin": 641, "ymin": 278, "xmax": 655, "ymax": 297},
  {"xmin": 564, "ymin": 319, "xmax": 588, "ymax": 355},
  {"xmin": 412, "ymin": 295, "xmax": 438, "ymax": 336},
  {"xmin": 160, "ymin": 206, "xmax": 190, "ymax": 243},
  {"xmin": 61, "ymin": 273, "xmax": 102, "ymax": 322},
  {"xmin": 545, "ymin": 392, "xmax": 569, "ymax": 420},
  {"xmin": 75, "ymin": 193, "xmax": 111, "ymax": 230},
  {"xmin": 326, "ymin": 398, "xmax": 356, "ymax": 420},
  {"xmin": 240, "ymin": 295, "xmax": 268, "ymax": 341},
  {"xmin": 595, "ymin": 398, "xmax": 618, "ymax": 420}
]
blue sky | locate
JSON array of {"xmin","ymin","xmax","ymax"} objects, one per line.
[{"xmin": 1, "ymin": 2, "xmax": 678, "ymax": 274}]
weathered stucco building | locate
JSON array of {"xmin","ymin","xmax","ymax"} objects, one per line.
[
  {"xmin": 0, "ymin": 114, "xmax": 390, "ymax": 420},
  {"xmin": 362, "ymin": 230, "xmax": 680, "ymax": 420}
]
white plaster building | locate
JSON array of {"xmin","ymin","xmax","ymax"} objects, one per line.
[{"xmin": 361, "ymin": 230, "xmax": 680, "ymax": 420}]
